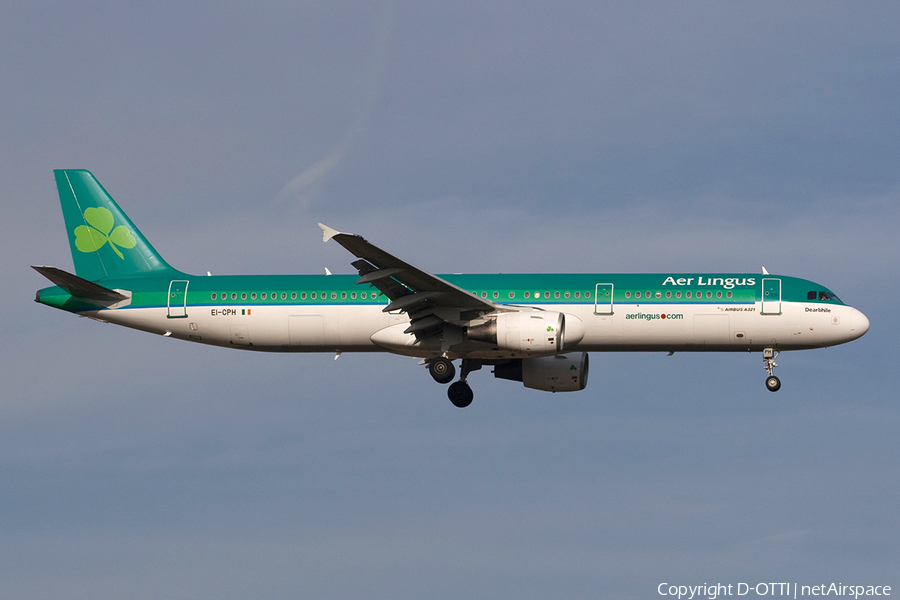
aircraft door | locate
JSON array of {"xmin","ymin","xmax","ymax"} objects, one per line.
[
  {"xmin": 761, "ymin": 278, "xmax": 781, "ymax": 315},
  {"xmin": 167, "ymin": 280, "xmax": 189, "ymax": 318},
  {"xmin": 594, "ymin": 283, "xmax": 613, "ymax": 315}
]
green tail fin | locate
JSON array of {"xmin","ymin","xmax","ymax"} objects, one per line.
[{"xmin": 55, "ymin": 169, "xmax": 180, "ymax": 281}]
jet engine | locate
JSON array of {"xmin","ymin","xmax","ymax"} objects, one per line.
[
  {"xmin": 467, "ymin": 311, "xmax": 584, "ymax": 355},
  {"xmin": 493, "ymin": 353, "xmax": 589, "ymax": 392}
]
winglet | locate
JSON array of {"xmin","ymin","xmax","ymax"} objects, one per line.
[
  {"xmin": 318, "ymin": 223, "xmax": 341, "ymax": 243},
  {"xmin": 762, "ymin": 266, "xmax": 769, "ymax": 275}
]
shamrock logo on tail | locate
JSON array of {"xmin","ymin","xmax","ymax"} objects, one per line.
[{"xmin": 74, "ymin": 207, "xmax": 136, "ymax": 259}]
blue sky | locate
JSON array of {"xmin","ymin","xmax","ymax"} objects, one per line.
[{"xmin": 2, "ymin": 2, "xmax": 898, "ymax": 598}]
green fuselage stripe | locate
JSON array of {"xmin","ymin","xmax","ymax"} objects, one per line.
[{"xmin": 37, "ymin": 273, "xmax": 846, "ymax": 313}]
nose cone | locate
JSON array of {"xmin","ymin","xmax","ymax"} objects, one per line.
[{"xmin": 849, "ymin": 308, "xmax": 870, "ymax": 340}]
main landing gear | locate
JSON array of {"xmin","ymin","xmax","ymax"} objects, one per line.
[
  {"xmin": 427, "ymin": 358, "xmax": 480, "ymax": 408},
  {"xmin": 428, "ymin": 357, "xmax": 455, "ymax": 384},
  {"xmin": 763, "ymin": 348, "xmax": 781, "ymax": 392},
  {"xmin": 447, "ymin": 380, "xmax": 473, "ymax": 408}
]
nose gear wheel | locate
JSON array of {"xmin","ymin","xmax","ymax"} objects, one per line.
[{"xmin": 763, "ymin": 348, "xmax": 781, "ymax": 392}]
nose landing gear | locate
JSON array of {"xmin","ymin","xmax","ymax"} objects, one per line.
[{"xmin": 763, "ymin": 348, "xmax": 781, "ymax": 392}]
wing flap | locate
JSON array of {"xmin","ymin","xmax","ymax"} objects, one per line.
[
  {"xmin": 356, "ymin": 267, "xmax": 406, "ymax": 285},
  {"xmin": 384, "ymin": 291, "xmax": 445, "ymax": 313}
]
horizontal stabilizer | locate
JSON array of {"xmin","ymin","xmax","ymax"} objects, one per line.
[{"xmin": 32, "ymin": 266, "xmax": 128, "ymax": 303}]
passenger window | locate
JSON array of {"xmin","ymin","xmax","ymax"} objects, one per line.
[
  {"xmin": 686, "ymin": 291, "xmax": 692, "ymax": 298},
  {"xmin": 564, "ymin": 291, "xmax": 570, "ymax": 298},
  {"xmin": 341, "ymin": 292, "xmax": 346, "ymax": 299},
  {"xmin": 211, "ymin": 293, "xmax": 217, "ymax": 300},
  {"xmin": 585, "ymin": 291, "xmax": 591, "ymax": 298},
  {"xmin": 554, "ymin": 291, "xmax": 560, "ymax": 299},
  {"xmin": 524, "ymin": 291, "xmax": 531, "ymax": 299},
  {"xmin": 509, "ymin": 291, "xmax": 515, "ymax": 298},
  {"xmin": 231, "ymin": 293, "xmax": 237, "ymax": 300},
  {"xmin": 251, "ymin": 293, "xmax": 257, "ymax": 300},
  {"xmin": 292, "ymin": 293, "xmax": 297, "ymax": 300},
  {"xmin": 625, "ymin": 291, "xmax": 631, "ymax": 299},
  {"xmin": 493, "ymin": 291, "xmax": 499, "ymax": 299},
  {"xmin": 261, "ymin": 293, "xmax": 267, "ymax": 300},
  {"xmin": 655, "ymin": 291, "xmax": 661, "ymax": 299},
  {"xmin": 311, "ymin": 292, "xmax": 317, "ymax": 299},
  {"xmin": 727, "ymin": 291, "xmax": 732, "ymax": 298},
  {"xmin": 706, "ymin": 291, "xmax": 712, "ymax": 298},
  {"xmin": 351, "ymin": 292, "xmax": 357, "ymax": 299},
  {"xmin": 241, "ymin": 293, "xmax": 247, "ymax": 300},
  {"xmin": 574, "ymin": 291, "xmax": 581, "ymax": 298},
  {"xmin": 301, "ymin": 292, "xmax": 307, "ymax": 299},
  {"xmin": 665, "ymin": 291, "xmax": 671, "ymax": 298},
  {"xmin": 716, "ymin": 291, "xmax": 722, "ymax": 299},
  {"xmin": 675, "ymin": 291, "xmax": 681, "ymax": 298},
  {"xmin": 361, "ymin": 292, "xmax": 367, "ymax": 299},
  {"xmin": 330, "ymin": 292, "xmax": 335, "ymax": 299}
]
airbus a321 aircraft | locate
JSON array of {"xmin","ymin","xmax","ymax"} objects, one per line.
[{"xmin": 34, "ymin": 170, "xmax": 869, "ymax": 407}]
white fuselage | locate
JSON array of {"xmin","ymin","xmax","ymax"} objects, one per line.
[{"xmin": 87, "ymin": 297, "xmax": 868, "ymax": 359}]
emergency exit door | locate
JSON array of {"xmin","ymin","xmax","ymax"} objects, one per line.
[
  {"xmin": 167, "ymin": 280, "xmax": 189, "ymax": 318},
  {"xmin": 761, "ymin": 278, "xmax": 781, "ymax": 315},
  {"xmin": 594, "ymin": 283, "xmax": 613, "ymax": 315}
]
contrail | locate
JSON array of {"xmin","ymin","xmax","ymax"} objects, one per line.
[{"xmin": 277, "ymin": 2, "xmax": 395, "ymax": 209}]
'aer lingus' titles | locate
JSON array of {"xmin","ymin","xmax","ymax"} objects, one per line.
[{"xmin": 662, "ymin": 276, "xmax": 756, "ymax": 290}]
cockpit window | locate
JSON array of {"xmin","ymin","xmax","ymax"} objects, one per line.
[{"xmin": 809, "ymin": 290, "xmax": 842, "ymax": 303}]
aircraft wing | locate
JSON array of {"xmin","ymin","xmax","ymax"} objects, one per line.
[{"xmin": 319, "ymin": 224, "xmax": 503, "ymax": 337}]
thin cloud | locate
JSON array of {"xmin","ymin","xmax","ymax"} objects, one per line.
[{"xmin": 274, "ymin": 151, "xmax": 343, "ymax": 209}]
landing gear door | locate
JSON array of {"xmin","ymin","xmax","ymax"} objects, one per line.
[
  {"xmin": 594, "ymin": 283, "xmax": 613, "ymax": 315},
  {"xmin": 168, "ymin": 280, "xmax": 189, "ymax": 318},
  {"xmin": 761, "ymin": 278, "xmax": 781, "ymax": 315}
]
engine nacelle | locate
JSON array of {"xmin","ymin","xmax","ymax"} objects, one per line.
[
  {"xmin": 494, "ymin": 353, "xmax": 590, "ymax": 392},
  {"xmin": 468, "ymin": 311, "xmax": 584, "ymax": 355}
]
